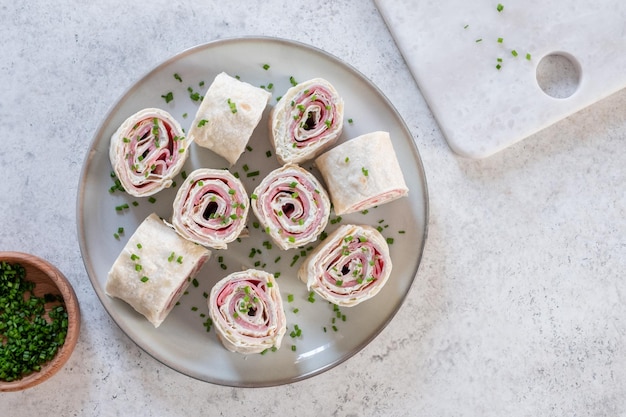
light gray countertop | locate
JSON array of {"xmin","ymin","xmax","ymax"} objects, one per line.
[{"xmin": 1, "ymin": 1, "xmax": 625, "ymax": 416}]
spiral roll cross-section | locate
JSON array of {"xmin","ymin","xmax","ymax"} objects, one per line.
[
  {"xmin": 172, "ymin": 168, "xmax": 249, "ymax": 250},
  {"xmin": 209, "ymin": 269, "xmax": 286, "ymax": 354},
  {"xmin": 298, "ymin": 224, "xmax": 392, "ymax": 307},
  {"xmin": 109, "ymin": 108, "xmax": 189, "ymax": 197}
]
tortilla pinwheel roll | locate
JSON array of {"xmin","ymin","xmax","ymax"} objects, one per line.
[
  {"xmin": 315, "ymin": 131, "xmax": 408, "ymax": 215},
  {"xmin": 251, "ymin": 164, "xmax": 331, "ymax": 250},
  {"xmin": 105, "ymin": 213, "xmax": 211, "ymax": 328},
  {"xmin": 187, "ymin": 72, "xmax": 271, "ymax": 166},
  {"xmin": 209, "ymin": 269, "xmax": 287, "ymax": 354},
  {"xmin": 171, "ymin": 168, "xmax": 249, "ymax": 250},
  {"xmin": 297, "ymin": 224, "xmax": 392, "ymax": 307},
  {"xmin": 270, "ymin": 78, "xmax": 344, "ymax": 165},
  {"xmin": 109, "ymin": 108, "xmax": 189, "ymax": 197}
]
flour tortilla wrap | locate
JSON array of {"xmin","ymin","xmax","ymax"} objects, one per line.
[
  {"xmin": 171, "ymin": 168, "xmax": 249, "ymax": 250},
  {"xmin": 270, "ymin": 78, "xmax": 344, "ymax": 164},
  {"xmin": 105, "ymin": 213, "xmax": 211, "ymax": 327},
  {"xmin": 314, "ymin": 131, "xmax": 408, "ymax": 215},
  {"xmin": 297, "ymin": 224, "xmax": 392, "ymax": 307},
  {"xmin": 109, "ymin": 108, "xmax": 189, "ymax": 197},
  {"xmin": 209, "ymin": 269, "xmax": 286, "ymax": 354},
  {"xmin": 187, "ymin": 72, "xmax": 271, "ymax": 165},
  {"xmin": 251, "ymin": 164, "xmax": 331, "ymax": 250}
]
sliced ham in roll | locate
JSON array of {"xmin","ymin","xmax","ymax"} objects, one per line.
[
  {"xmin": 315, "ymin": 131, "xmax": 408, "ymax": 215},
  {"xmin": 109, "ymin": 108, "xmax": 189, "ymax": 197},
  {"xmin": 270, "ymin": 78, "xmax": 344, "ymax": 164},
  {"xmin": 187, "ymin": 72, "xmax": 271, "ymax": 166},
  {"xmin": 297, "ymin": 224, "xmax": 392, "ymax": 307},
  {"xmin": 209, "ymin": 269, "xmax": 286, "ymax": 354},
  {"xmin": 251, "ymin": 164, "xmax": 331, "ymax": 250},
  {"xmin": 105, "ymin": 213, "xmax": 211, "ymax": 327},
  {"xmin": 171, "ymin": 168, "xmax": 249, "ymax": 250}
]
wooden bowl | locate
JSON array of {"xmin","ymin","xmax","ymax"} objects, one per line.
[{"xmin": 0, "ymin": 251, "xmax": 80, "ymax": 392}]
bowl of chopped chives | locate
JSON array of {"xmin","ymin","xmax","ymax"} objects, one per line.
[{"xmin": 0, "ymin": 252, "xmax": 80, "ymax": 391}]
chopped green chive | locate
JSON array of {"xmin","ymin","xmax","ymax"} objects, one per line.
[
  {"xmin": 497, "ymin": 3, "xmax": 504, "ymax": 12},
  {"xmin": 197, "ymin": 119, "xmax": 209, "ymax": 127},
  {"xmin": 227, "ymin": 98, "xmax": 237, "ymax": 113},
  {"xmin": 161, "ymin": 92, "xmax": 174, "ymax": 103}
]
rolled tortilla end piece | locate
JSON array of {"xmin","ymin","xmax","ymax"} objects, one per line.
[
  {"xmin": 297, "ymin": 224, "xmax": 392, "ymax": 307},
  {"xmin": 209, "ymin": 269, "xmax": 287, "ymax": 354},
  {"xmin": 109, "ymin": 108, "xmax": 189, "ymax": 197},
  {"xmin": 187, "ymin": 72, "xmax": 271, "ymax": 165},
  {"xmin": 314, "ymin": 131, "xmax": 408, "ymax": 215},
  {"xmin": 105, "ymin": 213, "xmax": 212, "ymax": 328},
  {"xmin": 270, "ymin": 78, "xmax": 344, "ymax": 165},
  {"xmin": 171, "ymin": 168, "xmax": 249, "ymax": 250},
  {"xmin": 251, "ymin": 163, "xmax": 331, "ymax": 250}
]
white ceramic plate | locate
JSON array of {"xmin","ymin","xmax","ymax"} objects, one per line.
[{"xmin": 77, "ymin": 37, "xmax": 428, "ymax": 387}]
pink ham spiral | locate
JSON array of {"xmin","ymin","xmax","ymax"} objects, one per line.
[
  {"xmin": 297, "ymin": 224, "xmax": 392, "ymax": 307},
  {"xmin": 270, "ymin": 78, "xmax": 344, "ymax": 164},
  {"xmin": 251, "ymin": 164, "xmax": 331, "ymax": 250},
  {"xmin": 209, "ymin": 269, "xmax": 286, "ymax": 354},
  {"xmin": 109, "ymin": 108, "xmax": 189, "ymax": 197},
  {"xmin": 171, "ymin": 168, "xmax": 249, "ymax": 250}
]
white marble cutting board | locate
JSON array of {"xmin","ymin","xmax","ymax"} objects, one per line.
[{"xmin": 376, "ymin": 0, "xmax": 626, "ymax": 158}]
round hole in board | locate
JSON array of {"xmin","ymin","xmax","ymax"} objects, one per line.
[{"xmin": 536, "ymin": 53, "xmax": 581, "ymax": 99}]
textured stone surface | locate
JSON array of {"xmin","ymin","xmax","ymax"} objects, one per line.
[{"xmin": 1, "ymin": 0, "xmax": 625, "ymax": 416}]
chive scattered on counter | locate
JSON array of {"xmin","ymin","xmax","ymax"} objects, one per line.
[
  {"xmin": 263, "ymin": 64, "xmax": 270, "ymax": 70},
  {"xmin": 497, "ymin": 3, "xmax": 504, "ymax": 12},
  {"xmin": 192, "ymin": 278, "xmax": 199, "ymax": 288},
  {"xmin": 526, "ymin": 53, "xmax": 532, "ymax": 60},
  {"xmin": 140, "ymin": 276, "xmax": 149, "ymax": 283},
  {"xmin": 511, "ymin": 49, "xmax": 518, "ymax": 57},
  {"xmin": 289, "ymin": 76, "xmax": 297, "ymax": 86},
  {"xmin": 148, "ymin": 197, "xmax": 156, "ymax": 204},
  {"xmin": 174, "ymin": 73, "xmax": 182, "ymax": 82}
]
